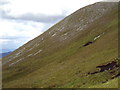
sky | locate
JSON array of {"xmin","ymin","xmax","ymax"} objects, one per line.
[{"xmin": 0, "ymin": 0, "xmax": 110, "ymax": 52}]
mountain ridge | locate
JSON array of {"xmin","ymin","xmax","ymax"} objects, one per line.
[{"xmin": 2, "ymin": 2, "xmax": 119, "ymax": 88}]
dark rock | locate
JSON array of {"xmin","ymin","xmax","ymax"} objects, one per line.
[
  {"xmin": 83, "ymin": 41, "xmax": 93, "ymax": 47},
  {"xmin": 96, "ymin": 61, "xmax": 118, "ymax": 72}
]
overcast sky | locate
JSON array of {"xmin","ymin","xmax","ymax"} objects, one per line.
[{"xmin": 0, "ymin": 0, "xmax": 107, "ymax": 52}]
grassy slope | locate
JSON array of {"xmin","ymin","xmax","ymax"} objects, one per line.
[
  {"xmin": 2, "ymin": 2, "xmax": 118, "ymax": 88},
  {"xmin": 89, "ymin": 77, "xmax": 119, "ymax": 88}
]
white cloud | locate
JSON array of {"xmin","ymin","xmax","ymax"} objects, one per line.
[
  {"xmin": 0, "ymin": 0, "xmax": 103, "ymax": 52},
  {"xmin": 1, "ymin": 0, "xmax": 103, "ymax": 16},
  {"xmin": 0, "ymin": 19, "xmax": 45, "ymax": 50},
  {"xmin": 0, "ymin": 19, "xmax": 44, "ymax": 38}
]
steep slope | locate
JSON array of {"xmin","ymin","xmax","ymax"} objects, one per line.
[{"xmin": 2, "ymin": 2, "xmax": 119, "ymax": 88}]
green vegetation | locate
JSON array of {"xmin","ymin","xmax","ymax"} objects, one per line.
[
  {"xmin": 2, "ymin": 2, "xmax": 119, "ymax": 88},
  {"xmin": 89, "ymin": 77, "xmax": 119, "ymax": 88}
]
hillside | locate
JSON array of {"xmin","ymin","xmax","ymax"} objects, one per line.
[{"xmin": 2, "ymin": 2, "xmax": 119, "ymax": 88}]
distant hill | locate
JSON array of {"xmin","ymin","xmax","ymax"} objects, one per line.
[
  {"xmin": 2, "ymin": 2, "xmax": 119, "ymax": 88},
  {"xmin": 0, "ymin": 52, "xmax": 11, "ymax": 58}
]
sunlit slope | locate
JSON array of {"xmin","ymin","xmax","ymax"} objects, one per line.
[{"xmin": 2, "ymin": 2, "xmax": 119, "ymax": 88}]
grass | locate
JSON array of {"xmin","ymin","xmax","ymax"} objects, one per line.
[
  {"xmin": 89, "ymin": 77, "xmax": 119, "ymax": 88},
  {"xmin": 2, "ymin": 2, "xmax": 119, "ymax": 88}
]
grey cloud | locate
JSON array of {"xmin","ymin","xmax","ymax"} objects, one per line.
[{"xmin": 1, "ymin": 10, "xmax": 66, "ymax": 23}]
